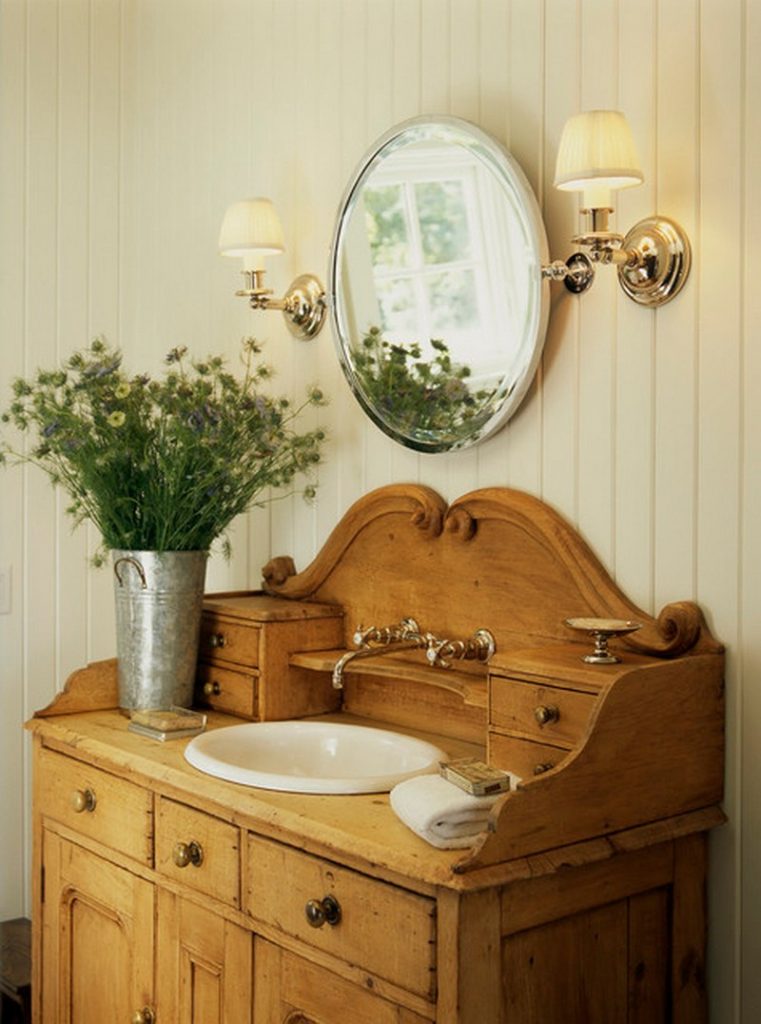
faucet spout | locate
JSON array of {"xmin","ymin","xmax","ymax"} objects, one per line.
[{"xmin": 333, "ymin": 634, "xmax": 428, "ymax": 692}]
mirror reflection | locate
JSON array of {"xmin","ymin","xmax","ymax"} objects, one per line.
[{"xmin": 329, "ymin": 116, "xmax": 549, "ymax": 452}]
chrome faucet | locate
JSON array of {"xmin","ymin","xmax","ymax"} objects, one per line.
[
  {"xmin": 331, "ymin": 617, "xmax": 496, "ymax": 689},
  {"xmin": 331, "ymin": 618, "xmax": 426, "ymax": 689}
]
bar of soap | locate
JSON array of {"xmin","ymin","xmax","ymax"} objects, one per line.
[
  {"xmin": 130, "ymin": 708, "xmax": 206, "ymax": 732},
  {"xmin": 439, "ymin": 757, "xmax": 513, "ymax": 796}
]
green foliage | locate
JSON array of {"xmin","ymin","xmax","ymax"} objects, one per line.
[
  {"xmin": 0, "ymin": 337, "xmax": 327, "ymax": 560},
  {"xmin": 351, "ymin": 327, "xmax": 495, "ymax": 445}
]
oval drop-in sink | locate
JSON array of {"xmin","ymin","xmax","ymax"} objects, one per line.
[{"xmin": 184, "ymin": 720, "xmax": 448, "ymax": 794}]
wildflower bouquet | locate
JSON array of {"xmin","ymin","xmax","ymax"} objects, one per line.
[{"xmin": 0, "ymin": 337, "xmax": 326, "ymax": 560}]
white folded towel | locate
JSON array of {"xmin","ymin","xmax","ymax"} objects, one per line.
[{"xmin": 390, "ymin": 773, "xmax": 514, "ymax": 849}]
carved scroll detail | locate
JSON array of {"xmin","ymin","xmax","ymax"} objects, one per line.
[
  {"xmin": 262, "ymin": 556, "xmax": 297, "ymax": 588},
  {"xmin": 623, "ymin": 601, "xmax": 723, "ymax": 657},
  {"xmin": 444, "ymin": 507, "xmax": 476, "ymax": 541},
  {"xmin": 410, "ymin": 504, "xmax": 444, "ymax": 537}
]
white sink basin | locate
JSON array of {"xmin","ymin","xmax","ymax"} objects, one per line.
[{"xmin": 184, "ymin": 720, "xmax": 447, "ymax": 794}]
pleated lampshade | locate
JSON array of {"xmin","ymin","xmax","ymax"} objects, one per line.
[{"xmin": 554, "ymin": 110, "xmax": 643, "ymax": 210}]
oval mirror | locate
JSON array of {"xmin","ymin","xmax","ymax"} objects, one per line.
[{"xmin": 329, "ymin": 115, "xmax": 549, "ymax": 453}]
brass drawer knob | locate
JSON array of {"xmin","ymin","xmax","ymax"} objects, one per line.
[
  {"xmin": 533, "ymin": 762, "xmax": 555, "ymax": 776},
  {"xmin": 203, "ymin": 680, "xmax": 221, "ymax": 697},
  {"xmin": 71, "ymin": 788, "xmax": 96, "ymax": 814},
  {"xmin": 534, "ymin": 704, "xmax": 560, "ymax": 726},
  {"xmin": 305, "ymin": 894, "xmax": 341, "ymax": 928},
  {"xmin": 132, "ymin": 1008, "xmax": 155, "ymax": 1024},
  {"xmin": 207, "ymin": 632, "xmax": 227, "ymax": 648},
  {"xmin": 172, "ymin": 840, "xmax": 204, "ymax": 868}
]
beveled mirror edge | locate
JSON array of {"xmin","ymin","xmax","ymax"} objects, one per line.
[{"xmin": 327, "ymin": 114, "xmax": 551, "ymax": 454}]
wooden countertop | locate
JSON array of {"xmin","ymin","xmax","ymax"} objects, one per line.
[{"xmin": 28, "ymin": 707, "xmax": 491, "ymax": 893}]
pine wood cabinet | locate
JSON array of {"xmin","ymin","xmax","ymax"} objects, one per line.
[
  {"xmin": 156, "ymin": 890, "xmax": 252, "ymax": 1024},
  {"xmin": 40, "ymin": 835, "xmax": 154, "ymax": 1023},
  {"xmin": 29, "ymin": 485, "xmax": 725, "ymax": 1022}
]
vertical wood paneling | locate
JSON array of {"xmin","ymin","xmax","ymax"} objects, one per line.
[
  {"xmin": 289, "ymin": 0, "xmax": 327, "ymax": 571},
  {"xmin": 25, "ymin": 0, "xmax": 60, "ymax": 715},
  {"xmin": 497, "ymin": 0, "xmax": 545, "ymax": 493},
  {"xmin": 576, "ymin": 0, "xmax": 618, "ymax": 569},
  {"xmin": 653, "ymin": 0, "xmax": 700, "ymax": 609},
  {"xmin": 541, "ymin": 0, "xmax": 579, "ymax": 518},
  {"xmin": 332, "ymin": 0, "xmax": 367, "ymax": 513},
  {"xmin": 56, "ymin": 0, "xmax": 90, "ymax": 679},
  {"xmin": 240, "ymin": 0, "xmax": 276, "ymax": 587},
  {"xmin": 1, "ymin": 5, "xmax": 758, "ymax": 1019},
  {"xmin": 268, "ymin": 0, "xmax": 300, "ymax": 567},
  {"xmin": 613, "ymin": 0, "xmax": 656, "ymax": 611},
  {"xmin": 741, "ymin": 2, "xmax": 761, "ymax": 1019},
  {"xmin": 698, "ymin": 2, "xmax": 743, "ymax": 1016},
  {"xmin": 472, "ymin": 1, "xmax": 513, "ymax": 489},
  {"xmin": 314, "ymin": 0, "xmax": 345, "ymax": 551},
  {"xmin": 0, "ymin": 0, "xmax": 28, "ymax": 926},
  {"xmin": 86, "ymin": 0, "xmax": 122, "ymax": 661}
]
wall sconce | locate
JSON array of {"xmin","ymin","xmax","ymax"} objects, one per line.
[
  {"xmin": 218, "ymin": 197, "xmax": 327, "ymax": 340},
  {"xmin": 544, "ymin": 110, "xmax": 691, "ymax": 306}
]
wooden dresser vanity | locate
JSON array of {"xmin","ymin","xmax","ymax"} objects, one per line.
[{"xmin": 27, "ymin": 485, "xmax": 725, "ymax": 1023}]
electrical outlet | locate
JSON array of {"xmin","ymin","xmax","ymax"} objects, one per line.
[{"xmin": 0, "ymin": 565, "xmax": 11, "ymax": 615}]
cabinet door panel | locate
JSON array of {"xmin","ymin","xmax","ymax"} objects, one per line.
[
  {"xmin": 157, "ymin": 888, "xmax": 252, "ymax": 1024},
  {"xmin": 253, "ymin": 938, "xmax": 432, "ymax": 1024},
  {"xmin": 41, "ymin": 832, "xmax": 154, "ymax": 1024},
  {"xmin": 503, "ymin": 899, "xmax": 628, "ymax": 1023}
]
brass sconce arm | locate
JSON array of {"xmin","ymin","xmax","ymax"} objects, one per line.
[{"xmin": 235, "ymin": 268, "xmax": 326, "ymax": 339}]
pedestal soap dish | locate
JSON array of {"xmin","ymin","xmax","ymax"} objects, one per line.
[{"xmin": 564, "ymin": 617, "xmax": 642, "ymax": 664}]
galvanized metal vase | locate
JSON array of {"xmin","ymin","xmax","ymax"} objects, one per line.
[{"xmin": 112, "ymin": 549, "xmax": 208, "ymax": 711}]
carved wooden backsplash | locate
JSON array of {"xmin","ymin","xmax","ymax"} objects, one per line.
[{"xmin": 264, "ymin": 484, "xmax": 721, "ymax": 661}]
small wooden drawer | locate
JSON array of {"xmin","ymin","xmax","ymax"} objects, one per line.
[
  {"xmin": 199, "ymin": 614, "xmax": 260, "ymax": 667},
  {"xmin": 246, "ymin": 835, "xmax": 436, "ymax": 1000},
  {"xmin": 156, "ymin": 797, "xmax": 240, "ymax": 907},
  {"xmin": 196, "ymin": 662, "xmax": 258, "ymax": 718},
  {"xmin": 490, "ymin": 677, "xmax": 596, "ymax": 747},
  {"xmin": 488, "ymin": 731, "xmax": 570, "ymax": 781},
  {"xmin": 37, "ymin": 747, "xmax": 152, "ymax": 864}
]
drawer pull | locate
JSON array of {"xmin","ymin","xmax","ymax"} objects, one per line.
[
  {"xmin": 203, "ymin": 680, "xmax": 221, "ymax": 697},
  {"xmin": 173, "ymin": 840, "xmax": 204, "ymax": 868},
  {"xmin": 533, "ymin": 762, "xmax": 555, "ymax": 776},
  {"xmin": 71, "ymin": 788, "xmax": 97, "ymax": 814},
  {"xmin": 208, "ymin": 632, "xmax": 227, "ymax": 649},
  {"xmin": 305, "ymin": 894, "xmax": 342, "ymax": 928},
  {"xmin": 284, "ymin": 1014, "xmax": 317, "ymax": 1024},
  {"xmin": 534, "ymin": 704, "xmax": 560, "ymax": 726},
  {"xmin": 132, "ymin": 1008, "xmax": 155, "ymax": 1024}
]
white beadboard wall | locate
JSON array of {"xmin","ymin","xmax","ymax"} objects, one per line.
[{"xmin": 0, "ymin": 0, "xmax": 758, "ymax": 1019}]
